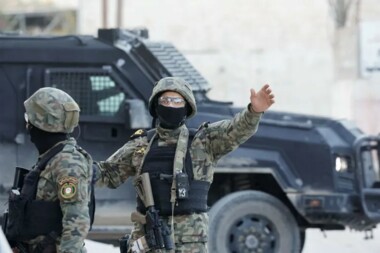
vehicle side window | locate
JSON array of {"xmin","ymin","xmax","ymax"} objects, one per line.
[
  {"xmin": 89, "ymin": 76, "xmax": 125, "ymax": 116},
  {"xmin": 45, "ymin": 69, "xmax": 125, "ymax": 117}
]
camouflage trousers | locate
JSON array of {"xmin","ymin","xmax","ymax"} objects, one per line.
[{"xmin": 128, "ymin": 214, "xmax": 208, "ymax": 253}]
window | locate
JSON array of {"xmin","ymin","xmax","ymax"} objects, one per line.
[
  {"xmin": 45, "ymin": 69, "xmax": 125, "ymax": 117},
  {"xmin": 89, "ymin": 76, "xmax": 125, "ymax": 116},
  {"xmin": 361, "ymin": 145, "xmax": 380, "ymax": 188}
]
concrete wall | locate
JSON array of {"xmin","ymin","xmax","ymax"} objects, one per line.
[
  {"xmin": 79, "ymin": 0, "xmax": 334, "ymax": 113},
  {"xmin": 77, "ymin": 0, "xmax": 380, "ymax": 134}
]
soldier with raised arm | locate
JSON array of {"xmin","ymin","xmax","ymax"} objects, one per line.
[{"xmin": 95, "ymin": 77, "xmax": 275, "ymax": 253}]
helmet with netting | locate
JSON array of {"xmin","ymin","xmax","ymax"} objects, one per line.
[
  {"xmin": 148, "ymin": 77, "xmax": 197, "ymax": 118},
  {"xmin": 24, "ymin": 87, "xmax": 80, "ymax": 133}
]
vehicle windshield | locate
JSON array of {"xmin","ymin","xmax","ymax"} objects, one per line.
[{"xmin": 361, "ymin": 140, "xmax": 380, "ymax": 188}]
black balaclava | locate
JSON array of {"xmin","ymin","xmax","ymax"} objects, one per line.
[
  {"xmin": 156, "ymin": 104, "xmax": 187, "ymax": 129},
  {"xmin": 27, "ymin": 123, "xmax": 68, "ymax": 155}
]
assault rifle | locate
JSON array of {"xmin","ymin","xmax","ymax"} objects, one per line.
[
  {"xmin": 2, "ymin": 167, "xmax": 29, "ymax": 253},
  {"xmin": 2, "ymin": 167, "xmax": 29, "ymax": 233},
  {"xmin": 120, "ymin": 173, "xmax": 173, "ymax": 253}
]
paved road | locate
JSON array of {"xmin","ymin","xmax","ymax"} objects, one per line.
[
  {"xmin": 86, "ymin": 226, "xmax": 380, "ymax": 253},
  {"xmin": 303, "ymin": 227, "xmax": 380, "ymax": 253}
]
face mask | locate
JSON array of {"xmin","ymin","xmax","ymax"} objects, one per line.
[
  {"xmin": 26, "ymin": 122, "xmax": 37, "ymax": 143},
  {"xmin": 27, "ymin": 122, "xmax": 67, "ymax": 154},
  {"xmin": 156, "ymin": 104, "xmax": 187, "ymax": 129}
]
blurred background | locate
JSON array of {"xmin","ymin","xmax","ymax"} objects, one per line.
[{"xmin": 0, "ymin": 0, "xmax": 379, "ymax": 135}]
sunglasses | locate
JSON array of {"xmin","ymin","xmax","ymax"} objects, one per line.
[{"xmin": 158, "ymin": 96, "xmax": 186, "ymax": 107}]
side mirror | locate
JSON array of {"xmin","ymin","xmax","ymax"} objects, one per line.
[{"xmin": 124, "ymin": 99, "xmax": 151, "ymax": 129}]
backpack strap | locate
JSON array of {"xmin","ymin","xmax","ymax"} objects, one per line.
[
  {"xmin": 35, "ymin": 143, "xmax": 65, "ymax": 172},
  {"xmin": 147, "ymin": 129, "xmax": 157, "ymax": 142},
  {"xmin": 21, "ymin": 143, "xmax": 65, "ymax": 200},
  {"xmin": 88, "ymin": 176, "xmax": 96, "ymax": 230}
]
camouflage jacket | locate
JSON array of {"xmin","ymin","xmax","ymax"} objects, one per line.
[
  {"xmin": 96, "ymin": 107, "xmax": 262, "ymax": 245},
  {"xmin": 27, "ymin": 138, "xmax": 93, "ymax": 253}
]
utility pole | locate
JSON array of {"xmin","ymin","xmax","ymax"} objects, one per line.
[
  {"xmin": 102, "ymin": 0, "xmax": 108, "ymax": 28},
  {"xmin": 117, "ymin": 0, "xmax": 123, "ymax": 28}
]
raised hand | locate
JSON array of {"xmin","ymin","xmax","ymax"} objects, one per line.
[{"xmin": 250, "ymin": 84, "xmax": 275, "ymax": 113}]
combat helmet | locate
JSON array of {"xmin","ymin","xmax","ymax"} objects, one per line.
[
  {"xmin": 24, "ymin": 87, "xmax": 80, "ymax": 133},
  {"xmin": 148, "ymin": 77, "xmax": 197, "ymax": 118}
]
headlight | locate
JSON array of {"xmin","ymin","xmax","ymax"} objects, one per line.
[{"xmin": 335, "ymin": 156, "xmax": 349, "ymax": 172}]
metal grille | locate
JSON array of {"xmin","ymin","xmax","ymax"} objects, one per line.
[
  {"xmin": 145, "ymin": 42, "xmax": 211, "ymax": 91},
  {"xmin": 45, "ymin": 69, "xmax": 125, "ymax": 116}
]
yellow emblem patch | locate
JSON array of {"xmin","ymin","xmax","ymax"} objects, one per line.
[
  {"xmin": 135, "ymin": 147, "xmax": 146, "ymax": 155},
  {"xmin": 134, "ymin": 129, "xmax": 144, "ymax": 135},
  {"xmin": 130, "ymin": 129, "xmax": 146, "ymax": 140},
  {"xmin": 58, "ymin": 177, "xmax": 78, "ymax": 200}
]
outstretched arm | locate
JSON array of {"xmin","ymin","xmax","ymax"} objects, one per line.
[
  {"xmin": 206, "ymin": 84, "xmax": 275, "ymax": 161},
  {"xmin": 94, "ymin": 140, "xmax": 140, "ymax": 188}
]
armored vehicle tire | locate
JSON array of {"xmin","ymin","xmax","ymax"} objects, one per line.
[{"xmin": 208, "ymin": 190, "xmax": 301, "ymax": 253}]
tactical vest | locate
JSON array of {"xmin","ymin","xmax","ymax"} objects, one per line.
[
  {"xmin": 5, "ymin": 143, "xmax": 95, "ymax": 241},
  {"xmin": 136, "ymin": 129, "xmax": 210, "ymax": 216}
]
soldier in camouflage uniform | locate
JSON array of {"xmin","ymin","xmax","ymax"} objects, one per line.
[
  {"xmin": 8, "ymin": 87, "xmax": 93, "ymax": 253},
  {"xmin": 95, "ymin": 77, "xmax": 275, "ymax": 253}
]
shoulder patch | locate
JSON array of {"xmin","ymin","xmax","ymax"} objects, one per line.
[
  {"xmin": 130, "ymin": 129, "xmax": 147, "ymax": 140},
  {"xmin": 58, "ymin": 176, "xmax": 79, "ymax": 200}
]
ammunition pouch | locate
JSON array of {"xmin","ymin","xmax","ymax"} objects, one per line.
[
  {"xmin": 11, "ymin": 242, "xmax": 29, "ymax": 253},
  {"xmin": 6, "ymin": 193, "xmax": 27, "ymax": 240},
  {"xmin": 5, "ymin": 144, "xmax": 65, "ymax": 242},
  {"xmin": 33, "ymin": 232, "xmax": 59, "ymax": 253},
  {"xmin": 34, "ymin": 243, "xmax": 56, "ymax": 253},
  {"xmin": 10, "ymin": 233, "xmax": 58, "ymax": 253},
  {"xmin": 6, "ymin": 193, "xmax": 62, "ymax": 241},
  {"xmin": 139, "ymin": 128, "xmax": 210, "ymax": 216},
  {"xmin": 137, "ymin": 178, "xmax": 210, "ymax": 216}
]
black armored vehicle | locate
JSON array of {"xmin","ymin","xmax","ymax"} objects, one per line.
[{"xmin": 0, "ymin": 29, "xmax": 379, "ymax": 252}]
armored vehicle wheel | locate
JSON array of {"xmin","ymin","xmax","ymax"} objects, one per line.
[{"xmin": 208, "ymin": 190, "xmax": 300, "ymax": 253}]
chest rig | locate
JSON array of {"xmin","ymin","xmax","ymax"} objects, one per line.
[
  {"xmin": 5, "ymin": 143, "xmax": 95, "ymax": 241},
  {"xmin": 136, "ymin": 127, "xmax": 210, "ymax": 216},
  {"xmin": 5, "ymin": 144, "xmax": 65, "ymax": 241}
]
